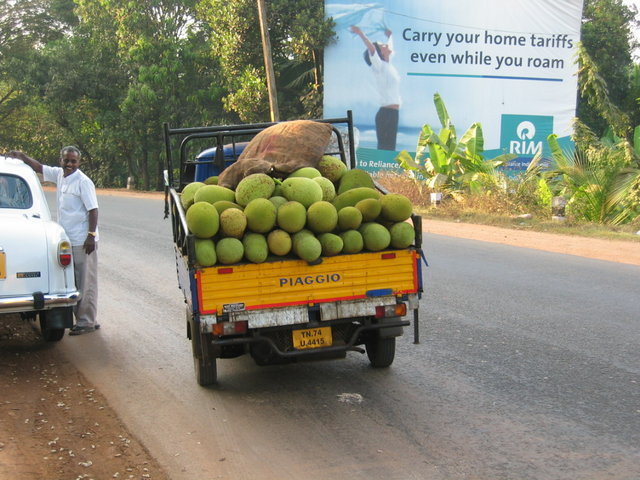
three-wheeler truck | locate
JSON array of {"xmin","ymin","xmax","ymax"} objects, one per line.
[{"xmin": 163, "ymin": 113, "xmax": 424, "ymax": 385}]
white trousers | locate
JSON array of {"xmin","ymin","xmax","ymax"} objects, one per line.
[{"xmin": 71, "ymin": 244, "xmax": 99, "ymax": 327}]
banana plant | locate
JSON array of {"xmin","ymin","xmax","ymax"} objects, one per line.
[
  {"xmin": 396, "ymin": 93, "xmax": 515, "ymax": 194},
  {"xmin": 529, "ymin": 132, "xmax": 640, "ymax": 224}
]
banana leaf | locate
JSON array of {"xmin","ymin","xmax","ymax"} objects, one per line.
[
  {"xmin": 395, "ymin": 150, "xmax": 421, "ymax": 171},
  {"xmin": 434, "ymin": 93, "xmax": 451, "ymax": 130}
]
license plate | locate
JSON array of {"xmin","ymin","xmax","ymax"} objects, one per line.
[
  {"xmin": 0, "ymin": 251, "xmax": 5, "ymax": 279},
  {"xmin": 292, "ymin": 326, "xmax": 332, "ymax": 350}
]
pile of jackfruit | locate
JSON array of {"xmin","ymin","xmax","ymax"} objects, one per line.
[{"xmin": 180, "ymin": 156, "xmax": 416, "ymax": 266}]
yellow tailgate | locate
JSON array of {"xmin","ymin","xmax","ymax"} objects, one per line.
[{"xmin": 197, "ymin": 250, "xmax": 419, "ymax": 314}]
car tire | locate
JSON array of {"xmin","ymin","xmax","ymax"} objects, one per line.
[
  {"xmin": 365, "ymin": 336, "xmax": 396, "ymax": 368},
  {"xmin": 39, "ymin": 315, "xmax": 65, "ymax": 342}
]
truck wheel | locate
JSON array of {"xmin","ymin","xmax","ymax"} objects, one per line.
[
  {"xmin": 366, "ymin": 337, "xmax": 396, "ymax": 368},
  {"xmin": 39, "ymin": 314, "xmax": 65, "ymax": 342},
  {"xmin": 192, "ymin": 332, "xmax": 217, "ymax": 386}
]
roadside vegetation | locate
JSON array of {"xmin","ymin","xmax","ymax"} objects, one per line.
[
  {"xmin": 381, "ymin": 89, "xmax": 640, "ymax": 241},
  {"xmin": 376, "ymin": 172, "xmax": 640, "ymax": 242}
]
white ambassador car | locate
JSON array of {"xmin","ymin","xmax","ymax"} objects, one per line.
[{"xmin": 0, "ymin": 155, "xmax": 79, "ymax": 341}]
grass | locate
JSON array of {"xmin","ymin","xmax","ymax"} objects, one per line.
[{"xmin": 375, "ymin": 172, "xmax": 640, "ymax": 243}]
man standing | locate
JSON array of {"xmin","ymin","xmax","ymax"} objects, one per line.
[{"xmin": 10, "ymin": 146, "xmax": 100, "ymax": 335}]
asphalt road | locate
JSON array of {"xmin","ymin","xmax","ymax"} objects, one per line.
[{"xmin": 51, "ymin": 192, "xmax": 640, "ymax": 480}]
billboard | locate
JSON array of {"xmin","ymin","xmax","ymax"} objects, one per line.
[{"xmin": 323, "ymin": 0, "xmax": 584, "ymax": 173}]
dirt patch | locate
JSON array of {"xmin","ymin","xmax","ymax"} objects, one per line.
[
  {"xmin": 423, "ymin": 219, "xmax": 640, "ymax": 266},
  {"xmin": 0, "ymin": 318, "xmax": 170, "ymax": 480}
]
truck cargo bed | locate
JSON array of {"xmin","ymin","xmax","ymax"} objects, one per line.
[{"xmin": 197, "ymin": 249, "xmax": 420, "ymax": 314}]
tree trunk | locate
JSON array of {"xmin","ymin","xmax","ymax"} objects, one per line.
[
  {"xmin": 155, "ymin": 150, "xmax": 165, "ymax": 191},
  {"xmin": 140, "ymin": 147, "xmax": 149, "ymax": 191}
]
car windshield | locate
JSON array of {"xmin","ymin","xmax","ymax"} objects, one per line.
[{"xmin": 0, "ymin": 173, "xmax": 32, "ymax": 209}]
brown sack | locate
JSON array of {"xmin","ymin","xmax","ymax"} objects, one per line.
[{"xmin": 218, "ymin": 120, "xmax": 333, "ymax": 189}]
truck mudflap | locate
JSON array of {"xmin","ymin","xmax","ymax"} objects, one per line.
[{"xmin": 196, "ymin": 249, "xmax": 420, "ymax": 315}]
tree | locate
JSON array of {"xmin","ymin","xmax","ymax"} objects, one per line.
[
  {"xmin": 0, "ymin": 0, "xmax": 77, "ymax": 149},
  {"xmin": 196, "ymin": 0, "xmax": 334, "ymax": 121},
  {"xmin": 74, "ymin": 0, "xmax": 228, "ymax": 189},
  {"xmin": 576, "ymin": 43, "xmax": 631, "ymax": 139},
  {"xmin": 579, "ymin": 0, "xmax": 638, "ymax": 136}
]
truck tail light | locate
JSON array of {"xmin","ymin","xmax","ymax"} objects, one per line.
[
  {"xmin": 58, "ymin": 241, "xmax": 72, "ymax": 267},
  {"xmin": 375, "ymin": 303, "xmax": 407, "ymax": 319},
  {"xmin": 212, "ymin": 320, "xmax": 248, "ymax": 336}
]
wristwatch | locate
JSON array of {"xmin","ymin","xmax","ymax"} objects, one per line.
[{"xmin": 88, "ymin": 231, "xmax": 97, "ymax": 237}]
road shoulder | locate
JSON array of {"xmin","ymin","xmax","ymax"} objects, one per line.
[{"xmin": 423, "ymin": 219, "xmax": 640, "ymax": 266}]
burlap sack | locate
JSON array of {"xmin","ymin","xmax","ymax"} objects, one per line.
[{"xmin": 218, "ymin": 120, "xmax": 333, "ymax": 189}]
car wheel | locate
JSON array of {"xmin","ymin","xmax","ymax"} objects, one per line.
[
  {"xmin": 365, "ymin": 336, "xmax": 396, "ymax": 368},
  {"xmin": 39, "ymin": 314, "xmax": 65, "ymax": 342}
]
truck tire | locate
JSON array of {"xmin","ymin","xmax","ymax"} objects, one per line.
[
  {"xmin": 366, "ymin": 337, "xmax": 396, "ymax": 368},
  {"xmin": 192, "ymin": 332, "xmax": 217, "ymax": 386},
  {"xmin": 39, "ymin": 314, "xmax": 65, "ymax": 342}
]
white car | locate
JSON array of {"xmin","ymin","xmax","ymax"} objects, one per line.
[{"xmin": 0, "ymin": 156, "xmax": 79, "ymax": 341}]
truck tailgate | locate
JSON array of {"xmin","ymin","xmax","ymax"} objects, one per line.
[{"xmin": 196, "ymin": 249, "xmax": 420, "ymax": 314}]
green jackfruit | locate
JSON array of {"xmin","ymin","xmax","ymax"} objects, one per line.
[
  {"xmin": 243, "ymin": 233, "xmax": 269, "ymax": 263},
  {"xmin": 340, "ymin": 230, "xmax": 363, "ymax": 254},
  {"xmin": 277, "ymin": 201, "xmax": 307, "ymax": 233},
  {"xmin": 359, "ymin": 222, "xmax": 391, "ymax": 251},
  {"xmin": 235, "ymin": 173, "xmax": 276, "ymax": 207},
  {"xmin": 380, "ymin": 194, "xmax": 413, "ymax": 222},
  {"xmin": 313, "ymin": 176, "xmax": 336, "ymax": 202},
  {"xmin": 292, "ymin": 229, "xmax": 314, "ymax": 248},
  {"xmin": 332, "ymin": 187, "xmax": 380, "ymax": 212},
  {"xmin": 337, "ymin": 168, "xmax": 375, "ymax": 194},
  {"xmin": 269, "ymin": 195, "xmax": 288, "ymax": 210},
  {"xmin": 288, "ymin": 167, "xmax": 321, "ymax": 179},
  {"xmin": 219, "ymin": 208, "xmax": 247, "ymax": 239},
  {"xmin": 186, "ymin": 201, "xmax": 219, "ymax": 238},
  {"xmin": 215, "ymin": 237, "xmax": 244, "ymax": 265},
  {"xmin": 293, "ymin": 232, "xmax": 322, "ymax": 263},
  {"xmin": 194, "ymin": 238, "xmax": 217, "ymax": 267},
  {"xmin": 318, "ymin": 233, "xmax": 343, "ymax": 256},
  {"xmin": 355, "ymin": 198, "xmax": 382, "ymax": 222},
  {"xmin": 389, "ymin": 221, "xmax": 415, "ymax": 249},
  {"xmin": 204, "ymin": 176, "xmax": 219, "ymax": 185},
  {"xmin": 244, "ymin": 198, "xmax": 277, "ymax": 233},
  {"xmin": 267, "ymin": 229, "xmax": 292, "ymax": 256},
  {"xmin": 317, "ymin": 155, "xmax": 347, "ymax": 183},
  {"xmin": 213, "ymin": 200, "xmax": 243, "ymax": 215},
  {"xmin": 337, "ymin": 206, "xmax": 363, "ymax": 231},
  {"xmin": 280, "ymin": 177, "xmax": 323, "ymax": 208},
  {"xmin": 181, "ymin": 181, "xmax": 205, "ymax": 210},
  {"xmin": 306, "ymin": 201, "xmax": 338, "ymax": 234},
  {"xmin": 194, "ymin": 184, "xmax": 236, "ymax": 205}
]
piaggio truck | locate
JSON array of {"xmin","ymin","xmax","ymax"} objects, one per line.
[{"xmin": 163, "ymin": 112, "xmax": 424, "ymax": 385}]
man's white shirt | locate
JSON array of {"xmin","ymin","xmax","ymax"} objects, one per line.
[{"xmin": 43, "ymin": 166, "xmax": 99, "ymax": 246}]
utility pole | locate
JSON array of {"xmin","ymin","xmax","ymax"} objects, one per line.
[{"xmin": 257, "ymin": 0, "xmax": 280, "ymax": 122}]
